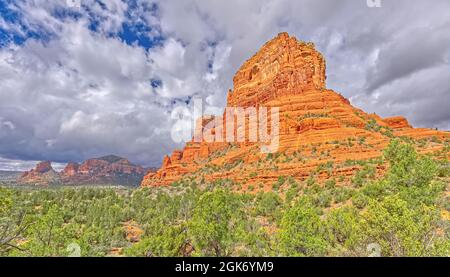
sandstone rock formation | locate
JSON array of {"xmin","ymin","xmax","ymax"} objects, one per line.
[
  {"xmin": 141, "ymin": 32, "xmax": 450, "ymax": 189},
  {"xmin": 62, "ymin": 162, "xmax": 79, "ymax": 176},
  {"xmin": 382, "ymin": 116, "xmax": 411, "ymax": 130},
  {"xmin": 228, "ymin": 32, "xmax": 326, "ymax": 107},
  {"xmin": 19, "ymin": 161, "xmax": 60, "ymax": 185},
  {"xmin": 19, "ymin": 155, "xmax": 147, "ymax": 186}
]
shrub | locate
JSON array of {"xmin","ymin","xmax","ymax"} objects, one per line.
[
  {"xmin": 333, "ymin": 188, "xmax": 353, "ymax": 203},
  {"xmin": 249, "ymin": 172, "xmax": 258, "ymax": 178},
  {"xmin": 365, "ymin": 119, "xmax": 381, "ymax": 132},
  {"xmin": 384, "ymin": 139, "xmax": 437, "ymax": 188},
  {"xmin": 352, "ymin": 193, "xmax": 369, "ymax": 209},
  {"xmin": 255, "ymin": 192, "xmax": 282, "ymax": 218},
  {"xmin": 316, "ymin": 191, "xmax": 332, "ymax": 208},
  {"xmin": 325, "ymin": 207, "xmax": 362, "ymax": 252},
  {"xmin": 279, "ymin": 198, "xmax": 328, "ymax": 256},
  {"xmin": 306, "ymin": 176, "xmax": 316, "ymax": 187},
  {"xmin": 124, "ymin": 224, "xmax": 187, "ymax": 257},
  {"xmin": 325, "ymin": 179, "xmax": 336, "ymax": 189},
  {"xmin": 362, "ymin": 196, "xmax": 448, "ymax": 256},
  {"xmin": 188, "ymin": 190, "xmax": 242, "ymax": 256}
]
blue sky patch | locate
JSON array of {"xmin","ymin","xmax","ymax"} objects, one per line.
[{"xmin": 0, "ymin": 0, "xmax": 165, "ymax": 50}]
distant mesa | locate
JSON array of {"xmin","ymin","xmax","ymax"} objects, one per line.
[
  {"xmin": 18, "ymin": 155, "xmax": 147, "ymax": 186},
  {"xmin": 141, "ymin": 32, "xmax": 450, "ymax": 188}
]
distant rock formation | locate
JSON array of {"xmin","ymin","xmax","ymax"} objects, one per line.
[
  {"xmin": 18, "ymin": 155, "xmax": 148, "ymax": 186},
  {"xmin": 141, "ymin": 32, "xmax": 449, "ymax": 188},
  {"xmin": 59, "ymin": 155, "xmax": 147, "ymax": 186},
  {"xmin": 62, "ymin": 162, "xmax": 79, "ymax": 177},
  {"xmin": 19, "ymin": 161, "xmax": 60, "ymax": 185}
]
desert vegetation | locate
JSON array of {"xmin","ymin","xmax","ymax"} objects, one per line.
[{"xmin": 0, "ymin": 140, "xmax": 448, "ymax": 257}]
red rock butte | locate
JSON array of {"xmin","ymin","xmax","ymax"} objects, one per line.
[
  {"xmin": 19, "ymin": 161, "xmax": 59, "ymax": 185},
  {"xmin": 19, "ymin": 155, "xmax": 146, "ymax": 186},
  {"xmin": 141, "ymin": 32, "xmax": 449, "ymax": 189}
]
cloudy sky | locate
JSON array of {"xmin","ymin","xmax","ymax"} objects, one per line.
[{"xmin": 0, "ymin": 0, "xmax": 449, "ymax": 171}]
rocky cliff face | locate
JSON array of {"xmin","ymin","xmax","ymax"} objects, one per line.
[
  {"xmin": 141, "ymin": 32, "xmax": 450, "ymax": 189},
  {"xmin": 228, "ymin": 32, "xmax": 326, "ymax": 107},
  {"xmin": 18, "ymin": 155, "xmax": 146, "ymax": 186}
]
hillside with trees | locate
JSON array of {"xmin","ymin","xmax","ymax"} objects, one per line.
[{"xmin": 1, "ymin": 140, "xmax": 448, "ymax": 257}]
